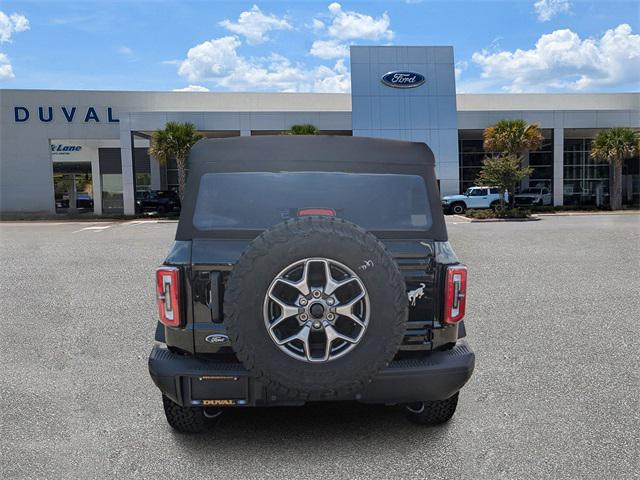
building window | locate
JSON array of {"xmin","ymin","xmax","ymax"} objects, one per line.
[
  {"xmin": 625, "ymin": 154, "xmax": 640, "ymax": 207},
  {"xmin": 528, "ymin": 135, "xmax": 553, "ymax": 192},
  {"xmin": 458, "ymin": 137, "xmax": 490, "ymax": 193},
  {"xmin": 136, "ymin": 173, "xmax": 151, "ymax": 191},
  {"xmin": 563, "ymin": 138, "xmax": 610, "ymax": 206},
  {"xmin": 165, "ymin": 157, "xmax": 181, "ymax": 192},
  {"xmin": 98, "ymin": 148, "xmax": 124, "ymax": 214},
  {"xmin": 133, "ymin": 147, "xmax": 151, "ymax": 192},
  {"xmin": 460, "ymin": 130, "xmax": 553, "ymax": 194}
]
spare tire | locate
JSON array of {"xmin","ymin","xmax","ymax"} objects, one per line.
[{"xmin": 223, "ymin": 216, "xmax": 408, "ymax": 400}]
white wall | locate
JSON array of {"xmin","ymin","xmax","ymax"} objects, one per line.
[
  {"xmin": 0, "ymin": 90, "xmax": 350, "ymax": 214},
  {"xmin": 1, "ymin": 85, "xmax": 638, "ymax": 214}
]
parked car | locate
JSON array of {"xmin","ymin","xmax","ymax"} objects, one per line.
[
  {"xmin": 76, "ymin": 193, "xmax": 94, "ymax": 209},
  {"xmin": 441, "ymin": 186, "xmax": 506, "ymax": 214},
  {"xmin": 55, "ymin": 192, "xmax": 94, "ymax": 210},
  {"xmin": 149, "ymin": 136, "xmax": 474, "ymax": 433},
  {"xmin": 136, "ymin": 190, "xmax": 181, "ymax": 215},
  {"xmin": 515, "ymin": 187, "xmax": 552, "ymax": 206}
]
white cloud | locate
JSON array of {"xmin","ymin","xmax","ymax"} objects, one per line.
[
  {"xmin": 454, "ymin": 60, "xmax": 468, "ymax": 81},
  {"xmin": 219, "ymin": 5, "xmax": 291, "ymax": 45},
  {"xmin": 178, "ymin": 36, "xmax": 243, "ymax": 82},
  {"xmin": 118, "ymin": 46, "xmax": 133, "ymax": 56},
  {"xmin": 308, "ymin": 3, "xmax": 393, "ymax": 60},
  {"xmin": 309, "ymin": 39, "xmax": 349, "ymax": 60},
  {"xmin": 0, "ymin": 52, "xmax": 14, "ymax": 79},
  {"xmin": 311, "ymin": 18, "xmax": 325, "ymax": 32},
  {"xmin": 311, "ymin": 59, "xmax": 350, "ymax": 93},
  {"xmin": 0, "ymin": 11, "xmax": 30, "ymax": 42},
  {"xmin": 471, "ymin": 24, "xmax": 640, "ymax": 92},
  {"xmin": 177, "ymin": 35, "xmax": 349, "ymax": 93},
  {"xmin": 533, "ymin": 0, "xmax": 570, "ymax": 22},
  {"xmin": 173, "ymin": 85, "xmax": 210, "ymax": 92},
  {"xmin": 324, "ymin": 3, "xmax": 393, "ymax": 41}
]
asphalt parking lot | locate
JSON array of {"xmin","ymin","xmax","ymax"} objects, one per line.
[{"xmin": 1, "ymin": 214, "xmax": 638, "ymax": 479}]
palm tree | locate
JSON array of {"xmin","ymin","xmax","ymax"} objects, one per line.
[
  {"xmin": 483, "ymin": 119, "xmax": 544, "ymax": 207},
  {"xmin": 483, "ymin": 119, "xmax": 544, "ymax": 158},
  {"xmin": 289, "ymin": 124, "xmax": 319, "ymax": 135},
  {"xmin": 148, "ymin": 122, "xmax": 203, "ymax": 202},
  {"xmin": 590, "ymin": 128, "xmax": 640, "ymax": 210}
]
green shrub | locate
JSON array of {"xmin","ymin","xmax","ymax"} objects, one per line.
[
  {"xmin": 465, "ymin": 208, "xmax": 531, "ymax": 219},
  {"xmin": 500, "ymin": 208, "xmax": 531, "ymax": 218},
  {"xmin": 465, "ymin": 209, "xmax": 497, "ymax": 219},
  {"xmin": 289, "ymin": 124, "xmax": 319, "ymax": 135}
]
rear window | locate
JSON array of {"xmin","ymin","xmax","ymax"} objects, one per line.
[{"xmin": 193, "ymin": 172, "xmax": 432, "ymax": 231}]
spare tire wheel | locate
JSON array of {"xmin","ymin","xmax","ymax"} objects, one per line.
[{"xmin": 223, "ymin": 216, "xmax": 408, "ymax": 399}]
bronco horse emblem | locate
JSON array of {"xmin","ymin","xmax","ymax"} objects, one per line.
[{"xmin": 407, "ymin": 283, "xmax": 426, "ymax": 306}]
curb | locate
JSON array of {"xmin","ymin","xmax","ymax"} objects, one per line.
[
  {"xmin": 0, "ymin": 216, "xmax": 178, "ymax": 223},
  {"xmin": 465, "ymin": 217, "xmax": 541, "ymax": 223},
  {"xmin": 535, "ymin": 211, "xmax": 640, "ymax": 217}
]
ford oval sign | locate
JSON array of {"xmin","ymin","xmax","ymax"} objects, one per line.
[
  {"xmin": 381, "ymin": 71, "xmax": 425, "ymax": 89},
  {"xmin": 205, "ymin": 334, "xmax": 229, "ymax": 344}
]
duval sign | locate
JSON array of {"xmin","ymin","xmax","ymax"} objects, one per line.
[
  {"xmin": 381, "ymin": 71, "xmax": 426, "ymax": 88},
  {"xmin": 14, "ymin": 106, "xmax": 119, "ymax": 123}
]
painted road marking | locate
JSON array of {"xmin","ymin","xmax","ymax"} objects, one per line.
[
  {"xmin": 445, "ymin": 215, "xmax": 471, "ymax": 224},
  {"xmin": 124, "ymin": 220, "xmax": 161, "ymax": 226},
  {"xmin": 72, "ymin": 225, "xmax": 112, "ymax": 233}
]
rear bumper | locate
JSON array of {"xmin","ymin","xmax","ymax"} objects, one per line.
[{"xmin": 149, "ymin": 340, "xmax": 475, "ymax": 407}]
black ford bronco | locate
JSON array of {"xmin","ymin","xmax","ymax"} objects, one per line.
[{"xmin": 149, "ymin": 136, "xmax": 474, "ymax": 433}]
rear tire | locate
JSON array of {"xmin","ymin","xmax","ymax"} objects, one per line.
[
  {"xmin": 403, "ymin": 393, "xmax": 459, "ymax": 426},
  {"xmin": 450, "ymin": 202, "xmax": 466, "ymax": 215},
  {"xmin": 162, "ymin": 395, "xmax": 222, "ymax": 433},
  {"xmin": 224, "ymin": 217, "xmax": 408, "ymax": 400}
]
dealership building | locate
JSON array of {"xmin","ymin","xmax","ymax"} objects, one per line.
[{"xmin": 1, "ymin": 45, "xmax": 638, "ymax": 216}]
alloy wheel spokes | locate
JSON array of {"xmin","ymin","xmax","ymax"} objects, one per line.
[
  {"xmin": 264, "ymin": 257, "xmax": 370, "ymax": 363},
  {"xmin": 321, "ymin": 259, "xmax": 359, "ymax": 296},
  {"xmin": 274, "ymin": 260, "xmax": 311, "ymax": 296}
]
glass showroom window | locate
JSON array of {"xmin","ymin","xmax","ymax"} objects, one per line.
[
  {"xmin": 460, "ymin": 131, "xmax": 553, "ymax": 194},
  {"xmin": 134, "ymin": 148, "xmax": 152, "ymax": 192},
  {"xmin": 165, "ymin": 157, "xmax": 182, "ymax": 192},
  {"xmin": 625, "ymin": 157, "xmax": 640, "ymax": 207},
  {"xmin": 563, "ymin": 138, "xmax": 610, "ymax": 206},
  {"xmin": 101, "ymin": 174, "xmax": 124, "ymax": 214},
  {"xmin": 458, "ymin": 137, "xmax": 487, "ymax": 193},
  {"xmin": 528, "ymin": 133, "xmax": 553, "ymax": 191},
  {"xmin": 136, "ymin": 173, "xmax": 151, "ymax": 191}
]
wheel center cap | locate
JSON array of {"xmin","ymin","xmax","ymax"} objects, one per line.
[{"xmin": 309, "ymin": 302, "xmax": 325, "ymax": 319}]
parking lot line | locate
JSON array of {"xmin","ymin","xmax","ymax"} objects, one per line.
[{"xmin": 72, "ymin": 224, "xmax": 112, "ymax": 233}]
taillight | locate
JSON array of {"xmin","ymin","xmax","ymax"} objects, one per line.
[
  {"xmin": 156, "ymin": 266, "xmax": 182, "ymax": 327},
  {"xmin": 444, "ymin": 265, "xmax": 467, "ymax": 324},
  {"xmin": 297, "ymin": 208, "xmax": 336, "ymax": 217}
]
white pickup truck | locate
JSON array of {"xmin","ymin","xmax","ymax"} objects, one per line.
[
  {"xmin": 441, "ymin": 186, "xmax": 506, "ymax": 214},
  {"xmin": 514, "ymin": 187, "xmax": 552, "ymax": 206}
]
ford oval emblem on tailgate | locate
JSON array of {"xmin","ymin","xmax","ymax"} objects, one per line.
[
  {"xmin": 205, "ymin": 334, "xmax": 229, "ymax": 344},
  {"xmin": 381, "ymin": 71, "xmax": 426, "ymax": 89}
]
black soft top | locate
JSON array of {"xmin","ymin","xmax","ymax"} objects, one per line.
[{"xmin": 176, "ymin": 136, "xmax": 447, "ymax": 241}]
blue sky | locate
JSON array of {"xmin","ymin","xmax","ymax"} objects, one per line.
[{"xmin": 0, "ymin": 0, "xmax": 638, "ymax": 93}]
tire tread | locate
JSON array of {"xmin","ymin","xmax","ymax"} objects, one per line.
[
  {"xmin": 404, "ymin": 393, "xmax": 459, "ymax": 426},
  {"xmin": 224, "ymin": 217, "xmax": 408, "ymax": 400}
]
